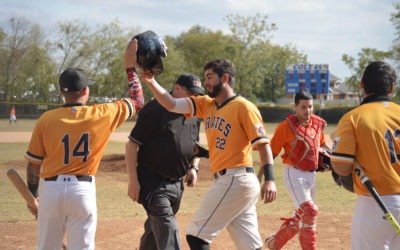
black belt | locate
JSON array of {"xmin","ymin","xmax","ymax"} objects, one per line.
[
  {"xmin": 214, "ymin": 167, "xmax": 254, "ymax": 179},
  {"xmin": 44, "ymin": 175, "xmax": 92, "ymax": 182},
  {"xmin": 164, "ymin": 177, "xmax": 182, "ymax": 183}
]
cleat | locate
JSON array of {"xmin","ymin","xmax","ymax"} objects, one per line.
[{"xmin": 265, "ymin": 234, "xmax": 276, "ymax": 249}]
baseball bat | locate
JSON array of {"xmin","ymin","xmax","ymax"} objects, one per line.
[
  {"xmin": 353, "ymin": 162, "xmax": 400, "ymax": 235},
  {"xmin": 7, "ymin": 168, "xmax": 38, "ymax": 209},
  {"xmin": 7, "ymin": 168, "xmax": 67, "ymax": 249}
]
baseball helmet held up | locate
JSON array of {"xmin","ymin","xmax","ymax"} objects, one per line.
[{"xmin": 133, "ymin": 30, "xmax": 168, "ymax": 75}]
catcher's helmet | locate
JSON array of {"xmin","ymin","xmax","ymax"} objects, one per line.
[{"xmin": 133, "ymin": 30, "xmax": 167, "ymax": 75}]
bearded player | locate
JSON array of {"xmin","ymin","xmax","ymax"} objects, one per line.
[
  {"xmin": 260, "ymin": 90, "xmax": 330, "ymax": 250},
  {"xmin": 135, "ymin": 57, "xmax": 277, "ymax": 250}
]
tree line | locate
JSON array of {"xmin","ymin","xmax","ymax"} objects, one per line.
[{"xmin": 1, "ymin": 7, "xmax": 399, "ymax": 105}]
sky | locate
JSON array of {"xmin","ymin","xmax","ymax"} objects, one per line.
[{"xmin": 0, "ymin": 0, "xmax": 397, "ymax": 80}]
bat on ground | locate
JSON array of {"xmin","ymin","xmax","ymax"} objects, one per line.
[
  {"xmin": 353, "ymin": 162, "xmax": 400, "ymax": 235},
  {"xmin": 7, "ymin": 168, "xmax": 67, "ymax": 249},
  {"xmin": 7, "ymin": 168, "xmax": 38, "ymax": 209}
]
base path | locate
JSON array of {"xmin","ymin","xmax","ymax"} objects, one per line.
[
  {"xmin": 0, "ymin": 132, "xmax": 332, "ymax": 146},
  {"xmin": 0, "ymin": 132, "xmax": 332, "ymax": 145},
  {"xmin": 0, "ymin": 132, "xmax": 133, "ymax": 143}
]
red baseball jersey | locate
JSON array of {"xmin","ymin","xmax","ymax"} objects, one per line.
[{"xmin": 271, "ymin": 116, "xmax": 326, "ymax": 168}]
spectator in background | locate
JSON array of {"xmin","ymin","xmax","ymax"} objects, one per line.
[{"xmin": 9, "ymin": 106, "xmax": 17, "ymax": 126}]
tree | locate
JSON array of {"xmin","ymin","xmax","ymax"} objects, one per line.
[
  {"xmin": 85, "ymin": 20, "xmax": 137, "ymax": 100},
  {"xmin": 258, "ymin": 44, "xmax": 307, "ymax": 102},
  {"xmin": 342, "ymin": 48, "xmax": 391, "ymax": 103},
  {"xmin": 153, "ymin": 35, "xmax": 188, "ymax": 96},
  {"xmin": 391, "ymin": 2, "xmax": 400, "ymax": 66},
  {"xmin": 0, "ymin": 18, "xmax": 54, "ymax": 102},
  {"xmin": 174, "ymin": 25, "xmax": 235, "ymax": 76},
  {"xmin": 224, "ymin": 13, "xmax": 277, "ymax": 99},
  {"xmin": 390, "ymin": 2, "xmax": 400, "ymax": 102},
  {"xmin": 20, "ymin": 24, "xmax": 55, "ymax": 102}
]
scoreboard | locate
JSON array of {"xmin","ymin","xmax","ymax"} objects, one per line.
[{"xmin": 285, "ymin": 64, "xmax": 330, "ymax": 95}]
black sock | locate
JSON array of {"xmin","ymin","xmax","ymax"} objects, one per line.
[{"xmin": 186, "ymin": 235, "xmax": 210, "ymax": 250}]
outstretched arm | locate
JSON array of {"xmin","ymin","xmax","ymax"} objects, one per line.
[
  {"xmin": 125, "ymin": 41, "xmax": 177, "ymax": 111},
  {"xmin": 125, "ymin": 39, "xmax": 144, "ymax": 111},
  {"xmin": 139, "ymin": 70, "xmax": 177, "ymax": 111}
]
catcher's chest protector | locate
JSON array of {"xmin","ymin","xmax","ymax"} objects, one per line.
[{"xmin": 287, "ymin": 114, "xmax": 326, "ymax": 171}]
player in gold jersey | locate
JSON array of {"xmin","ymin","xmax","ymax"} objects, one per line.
[
  {"xmin": 331, "ymin": 61, "xmax": 400, "ymax": 249},
  {"xmin": 136, "ymin": 57, "xmax": 277, "ymax": 250},
  {"xmin": 24, "ymin": 39, "xmax": 143, "ymax": 250}
]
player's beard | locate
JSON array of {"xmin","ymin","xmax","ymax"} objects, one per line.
[{"xmin": 207, "ymin": 79, "xmax": 223, "ymax": 98}]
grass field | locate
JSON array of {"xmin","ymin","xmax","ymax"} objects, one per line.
[{"xmin": 0, "ymin": 119, "xmax": 354, "ymax": 223}]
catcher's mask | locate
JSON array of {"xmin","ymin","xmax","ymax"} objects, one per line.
[{"xmin": 133, "ymin": 30, "xmax": 167, "ymax": 75}]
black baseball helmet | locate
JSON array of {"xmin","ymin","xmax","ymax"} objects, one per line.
[{"xmin": 133, "ymin": 30, "xmax": 168, "ymax": 75}]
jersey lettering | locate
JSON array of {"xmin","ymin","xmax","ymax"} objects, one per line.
[
  {"xmin": 223, "ymin": 123, "xmax": 231, "ymax": 137},
  {"xmin": 384, "ymin": 128, "xmax": 400, "ymax": 164},
  {"xmin": 61, "ymin": 133, "xmax": 91, "ymax": 164},
  {"xmin": 205, "ymin": 116, "xmax": 232, "ymax": 137}
]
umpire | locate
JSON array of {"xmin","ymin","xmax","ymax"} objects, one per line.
[{"xmin": 126, "ymin": 73, "xmax": 206, "ymax": 250}]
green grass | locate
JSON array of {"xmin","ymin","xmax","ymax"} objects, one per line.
[{"xmin": 0, "ymin": 119, "xmax": 353, "ymax": 223}]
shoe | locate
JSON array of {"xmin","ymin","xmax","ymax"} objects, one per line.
[{"xmin": 264, "ymin": 234, "xmax": 276, "ymax": 249}]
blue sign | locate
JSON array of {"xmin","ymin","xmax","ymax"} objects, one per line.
[{"xmin": 285, "ymin": 64, "xmax": 330, "ymax": 95}]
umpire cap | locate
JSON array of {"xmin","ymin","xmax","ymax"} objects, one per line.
[
  {"xmin": 133, "ymin": 30, "xmax": 168, "ymax": 75},
  {"xmin": 59, "ymin": 68, "xmax": 94, "ymax": 92},
  {"xmin": 176, "ymin": 74, "xmax": 204, "ymax": 95}
]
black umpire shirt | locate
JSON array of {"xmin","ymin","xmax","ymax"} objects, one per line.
[{"xmin": 128, "ymin": 98, "xmax": 201, "ymax": 180}]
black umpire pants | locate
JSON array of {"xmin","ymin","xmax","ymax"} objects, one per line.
[{"xmin": 138, "ymin": 175, "xmax": 184, "ymax": 250}]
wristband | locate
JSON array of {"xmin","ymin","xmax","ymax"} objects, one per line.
[
  {"xmin": 263, "ymin": 164, "xmax": 274, "ymax": 181},
  {"xmin": 126, "ymin": 67, "xmax": 144, "ymax": 111},
  {"xmin": 190, "ymin": 164, "xmax": 199, "ymax": 173},
  {"xmin": 126, "ymin": 67, "xmax": 136, "ymax": 73}
]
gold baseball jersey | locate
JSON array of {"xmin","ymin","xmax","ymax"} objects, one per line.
[
  {"xmin": 185, "ymin": 95, "xmax": 270, "ymax": 173},
  {"xmin": 25, "ymin": 99, "xmax": 135, "ymax": 178},
  {"xmin": 331, "ymin": 98, "xmax": 400, "ymax": 195}
]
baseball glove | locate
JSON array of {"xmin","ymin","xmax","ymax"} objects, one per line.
[
  {"xmin": 331, "ymin": 170, "xmax": 354, "ymax": 193},
  {"xmin": 316, "ymin": 148, "xmax": 332, "ymax": 172}
]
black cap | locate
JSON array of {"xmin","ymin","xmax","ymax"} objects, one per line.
[
  {"xmin": 59, "ymin": 68, "xmax": 94, "ymax": 92},
  {"xmin": 176, "ymin": 74, "xmax": 204, "ymax": 95}
]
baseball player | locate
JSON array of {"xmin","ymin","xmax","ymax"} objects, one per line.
[
  {"xmin": 261, "ymin": 90, "xmax": 329, "ymax": 250},
  {"xmin": 24, "ymin": 39, "xmax": 143, "ymax": 250},
  {"xmin": 134, "ymin": 57, "xmax": 277, "ymax": 250},
  {"xmin": 331, "ymin": 61, "xmax": 400, "ymax": 249},
  {"xmin": 9, "ymin": 105, "xmax": 17, "ymax": 125}
]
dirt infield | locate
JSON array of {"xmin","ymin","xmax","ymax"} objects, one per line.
[
  {"xmin": 1, "ymin": 155, "xmax": 351, "ymax": 250},
  {"xmin": 1, "ymin": 131, "xmax": 348, "ymax": 249},
  {"xmin": 1, "ymin": 214, "xmax": 351, "ymax": 250}
]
